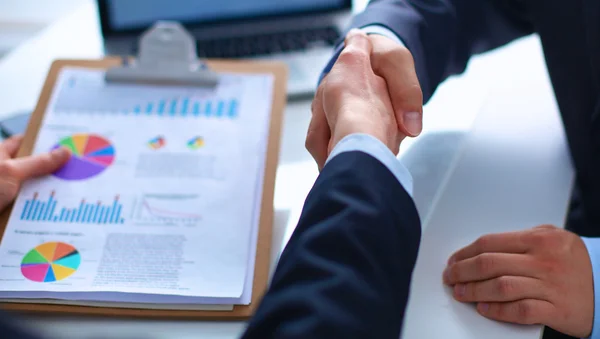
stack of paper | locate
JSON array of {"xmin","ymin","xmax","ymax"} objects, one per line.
[{"xmin": 0, "ymin": 68, "xmax": 273, "ymax": 310}]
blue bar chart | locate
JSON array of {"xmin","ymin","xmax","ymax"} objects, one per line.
[
  {"xmin": 19, "ymin": 191, "xmax": 125, "ymax": 224},
  {"xmin": 56, "ymin": 92, "xmax": 239, "ymax": 119},
  {"xmin": 130, "ymin": 98, "xmax": 239, "ymax": 119},
  {"xmin": 52, "ymin": 70, "xmax": 248, "ymax": 119}
]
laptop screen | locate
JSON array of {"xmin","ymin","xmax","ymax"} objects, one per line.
[{"xmin": 100, "ymin": 0, "xmax": 350, "ymax": 33}]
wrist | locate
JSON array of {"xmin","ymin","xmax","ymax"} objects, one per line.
[{"xmin": 331, "ymin": 112, "xmax": 396, "ymax": 155}]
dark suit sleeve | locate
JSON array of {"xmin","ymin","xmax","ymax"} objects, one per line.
[
  {"xmin": 0, "ymin": 316, "xmax": 40, "ymax": 339},
  {"xmin": 242, "ymin": 151, "xmax": 421, "ymax": 339},
  {"xmin": 349, "ymin": 0, "xmax": 534, "ymax": 101}
]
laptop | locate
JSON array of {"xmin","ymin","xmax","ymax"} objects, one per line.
[{"xmin": 97, "ymin": 0, "xmax": 352, "ymax": 99}]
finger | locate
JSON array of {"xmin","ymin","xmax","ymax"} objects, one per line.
[
  {"xmin": 448, "ymin": 232, "xmax": 530, "ymax": 265},
  {"xmin": 453, "ymin": 276, "xmax": 548, "ymax": 303},
  {"xmin": 477, "ymin": 299, "xmax": 554, "ymax": 326},
  {"xmin": 306, "ymin": 82, "xmax": 331, "ymax": 170},
  {"xmin": 343, "ymin": 28, "xmax": 373, "ymax": 59},
  {"xmin": 0, "ymin": 135, "xmax": 24, "ymax": 160},
  {"xmin": 370, "ymin": 35, "xmax": 423, "ymax": 137},
  {"xmin": 444, "ymin": 253, "xmax": 539, "ymax": 285},
  {"xmin": 532, "ymin": 224, "xmax": 559, "ymax": 232},
  {"xmin": 9, "ymin": 147, "xmax": 71, "ymax": 180},
  {"xmin": 329, "ymin": 29, "xmax": 373, "ymax": 81}
]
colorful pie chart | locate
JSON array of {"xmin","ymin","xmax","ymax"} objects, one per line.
[
  {"xmin": 53, "ymin": 134, "xmax": 115, "ymax": 180},
  {"xmin": 21, "ymin": 242, "xmax": 80, "ymax": 283},
  {"xmin": 187, "ymin": 136, "xmax": 204, "ymax": 150}
]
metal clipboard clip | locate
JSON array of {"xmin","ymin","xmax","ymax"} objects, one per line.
[{"xmin": 105, "ymin": 21, "xmax": 219, "ymax": 88}]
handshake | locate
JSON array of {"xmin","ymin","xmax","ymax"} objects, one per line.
[{"xmin": 306, "ymin": 29, "xmax": 423, "ymax": 168}]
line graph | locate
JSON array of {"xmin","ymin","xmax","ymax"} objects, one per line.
[
  {"xmin": 141, "ymin": 200, "xmax": 202, "ymax": 220},
  {"xmin": 134, "ymin": 194, "xmax": 202, "ymax": 225}
]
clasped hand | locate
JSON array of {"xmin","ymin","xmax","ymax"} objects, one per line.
[
  {"xmin": 307, "ymin": 29, "xmax": 596, "ymax": 338},
  {"xmin": 306, "ymin": 29, "xmax": 423, "ymax": 167}
]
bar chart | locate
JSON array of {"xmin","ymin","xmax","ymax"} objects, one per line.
[
  {"xmin": 131, "ymin": 98, "xmax": 239, "ymax": 119},
  {"xmin": 52, "ymin": 75, "xmax": 240, "ymax": 119},
  {"xmin": 52, "ymin": 70, "xmax": 247, "ymax": 119},
  {"xmin": 19, "ymin": 192, "xmax": 125, "ymax": 224}
]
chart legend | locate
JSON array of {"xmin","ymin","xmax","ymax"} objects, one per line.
[
  {"xmin": 21, "ymin": 242, "xmax": 80, "ymax": 282},
  {"xmin": 53, "ymin": 134, "xmax": 115, "ymax": 180},
  {"xmin": 187, "ymin": 136, "xmax": 204, "ymax": 150},
  {"xmin": 19, "ymin": 191, "xmax": 125, "ymax": 224},
  {"xmin": 148, "ymin": 136, "xmax": 166, "ymax": 150}
]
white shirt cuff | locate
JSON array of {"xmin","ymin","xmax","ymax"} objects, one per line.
[
  {"xmin": 360, "ymin": 25, "xmax": 406, "ymax": 47},
  {"xmin": 325, "ymin": 133, "xmax": 413, "ymax": 197},
  {"xmin": 581, "ymin": 237, "xmax": 600, "ymax": 339}
]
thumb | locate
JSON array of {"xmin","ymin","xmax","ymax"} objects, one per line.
[
  {"xmin": 369, "ymin": 35, "xmax": 423, "ymax": 137},
  {"xmin": 10, "ymin": 147, "xmax": 71, "ymax": 180}
]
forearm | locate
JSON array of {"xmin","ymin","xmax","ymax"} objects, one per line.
[
  {"xmin": 0, "ymin": 314, "xmax": 40, "ymax": 339},
  {"xmin": 242, "ymin": 136, "xmax": 421, "ymax": 339}
]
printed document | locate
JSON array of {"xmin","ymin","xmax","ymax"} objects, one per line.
[{"xmin": 0, "ymin": 68, "xmax": 273, "ymax": 305}]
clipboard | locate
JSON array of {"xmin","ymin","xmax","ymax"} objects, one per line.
[{"xmin": 0, "ymin": 22, "xmax": 287, "ymax": 319}]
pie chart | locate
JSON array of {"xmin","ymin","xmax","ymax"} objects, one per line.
[
  {"xmin": 53, "ymin": 134, "xmax": 115, "ymax": 180},
  {"xmin": 21, "ymin": 242, "xmax": 81, "ymax": 283}
]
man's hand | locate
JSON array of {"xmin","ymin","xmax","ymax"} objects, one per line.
[
  {"xmin": 443, "ymin": 226, "xmax": 594, "ymax": 338},
  {"xmin": 307, "ymin": 31, "xmax": 423, "ymax": 168},
  {"xmin": 306, "ymin": 29, "xmax": 401, "ymax": 168},
  {"xmin": 369, "ymin": 34, "xmax": 423, "ymax": 137},
  {"xmin": 0, "ymin": 135, "xmax": 70, "ymax": 212}
]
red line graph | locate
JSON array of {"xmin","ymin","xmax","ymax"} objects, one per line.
[{"xmin": 142, "ymin": 200, "xmax": 202, "ymax": 220}]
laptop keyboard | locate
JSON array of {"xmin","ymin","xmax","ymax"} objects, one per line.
[{"xmin": 195, "ymin": 26, "xmax": 340, "ymax": 58}]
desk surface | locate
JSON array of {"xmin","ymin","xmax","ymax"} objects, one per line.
[
  {"xmin": 0, "ymin": 1, "xmax": 571, "ymax": 339},
  {"xmin": 403, "ymin": 36, "xmax": 573, "ymax": 339}
]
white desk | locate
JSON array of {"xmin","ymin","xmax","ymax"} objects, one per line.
[
  {"xmin": 0, "ymin": 2, "xmax": 571, "ymax": 339},
  {"xmin": 403, "ymin": 37, "xmax": 573, "ymax": 339}
]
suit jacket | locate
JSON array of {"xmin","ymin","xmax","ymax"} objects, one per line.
[
  {"xmin": 346, "ymin": 0, "xmax": 600, "ymax": 237},
  {"xmin": 0, "ymin": 318, "xmax": 38, "ymax": 339},
  {"xmin": 0, "ymin": 150, "xmax": 421, "ymax": 339},
  {"xmin": 242, "ymin": 151, "xmax": 421, "ymax": 338}
]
